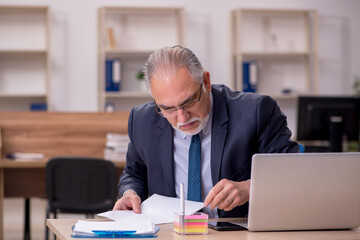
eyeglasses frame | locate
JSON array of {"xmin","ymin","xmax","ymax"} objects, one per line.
[{"xmin": 154, "ymin": 83, "xmax": 203, "ymax": 117}]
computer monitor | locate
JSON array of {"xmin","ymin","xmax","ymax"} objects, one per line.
[{"xmin": 297, "ymin": 96, "xmax": 360, "ymax": 152}]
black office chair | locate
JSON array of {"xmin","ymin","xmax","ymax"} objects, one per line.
[{"xmin": 45, "ymin": 156, "xmax": 118, "ymax": 240}]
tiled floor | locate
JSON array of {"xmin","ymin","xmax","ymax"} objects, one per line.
[
  {"xmin": 4, "ymin": 198, "xmax": 83, "ymax": 240},
  {"xmin": 4, "ymin": 198, "xmax": 46, "ymax": 240}
]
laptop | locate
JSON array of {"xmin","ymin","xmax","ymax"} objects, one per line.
[{"xmin": 237, "ymin": 152, "xmax": 360, "ymax": 231}]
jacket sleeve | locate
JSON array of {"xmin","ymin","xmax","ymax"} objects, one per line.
[
  {"xmin": 118, "ymin": 108, "xmax": 149, "ymax": 201},
  {"xmin": 256, "ymin": 95, "xmax": 299, "ymax": 153}
]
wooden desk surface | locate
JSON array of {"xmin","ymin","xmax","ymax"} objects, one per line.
[{"xmin": 47, "ymin": 219, "xmax": 360, "ymax": 240}]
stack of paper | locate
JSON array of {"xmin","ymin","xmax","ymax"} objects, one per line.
[
  {"xmin": 6, "ymin": 152, "xmax": 44, "ymax": 160},
  {"xmin": 174, "ymin": 213, "xmax": 208, "ymax": 234},
  {"xmin": 72, "ymin": 220, "xmax": 159, "ymax": 238},
  {"xmin": 104, "ymin": 133, "xmax": 129, "ymax": 162}
]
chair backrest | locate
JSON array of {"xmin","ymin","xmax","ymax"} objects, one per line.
[{"xmin": 46, "ymin": 156, "xmax": 117, "ymax": 214}]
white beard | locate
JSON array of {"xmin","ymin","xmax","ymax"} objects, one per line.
[{"xmin": 176, "ymin": 114, "xmax": 210, "ymax": 136}]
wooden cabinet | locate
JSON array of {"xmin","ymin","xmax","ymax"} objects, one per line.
[
  {"xmin": 231, "ymin": 9, "xmax": 318, "ymax": 99},
  {"xmin": 0, "ymin": 6, "xmax": 50, "ymax": 111},
  {"xmin": 98, "ymin": 7, "xmax": 185, "ymax": 111}
]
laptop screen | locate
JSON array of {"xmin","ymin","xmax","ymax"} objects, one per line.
[{"xmin": 247, "ymin": 152, "xmax": 360, "ymax": 231}]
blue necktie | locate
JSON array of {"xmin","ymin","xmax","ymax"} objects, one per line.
[{"xmin": 187, "ymin": 134, "xmax": 201, "ymax": 202}]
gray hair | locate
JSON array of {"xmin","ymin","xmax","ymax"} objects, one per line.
[{"xmin": 143, "ymin": 46, "xmax": 204, "ymax": 96}]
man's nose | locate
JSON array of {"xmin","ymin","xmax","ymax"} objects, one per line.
[{"xmin": 177, "ymin": 108, "xmax": 188, "ymax": 122}]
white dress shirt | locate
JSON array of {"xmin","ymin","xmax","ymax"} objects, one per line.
[{"xmin": 173, "ymin": 93, "xmax": 218, "ymax": 218}]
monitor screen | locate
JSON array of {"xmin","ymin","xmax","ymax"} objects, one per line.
[{"xmin": 297, "ymin": 96, "xmax": 360, "ymax": 152}]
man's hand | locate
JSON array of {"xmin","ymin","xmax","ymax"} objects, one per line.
[
  {"xmin": 204, "ymin": 179, "xmax": 250, "ymax": 212},
  {"xmin": 112, "ymin": 191, "xmax": 141, "ymax": 213}
]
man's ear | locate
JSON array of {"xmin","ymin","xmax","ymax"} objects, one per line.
[{"xmin": 203, "ymin": 71, "xmax": 212, "ymax": 92}]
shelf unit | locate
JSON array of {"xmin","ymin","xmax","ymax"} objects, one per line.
[
  {"xmin": 0, "ymin": 6, "xmax": 50, "ymax": 111},
  {"xmin": 231, "ymin": 9, "xmax": 318, "ymax": 99},
  {"xmin": 98, "ymin": 7, "xmax": 185, "ymax": 111}
]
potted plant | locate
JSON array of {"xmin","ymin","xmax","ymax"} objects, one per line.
[{"xmin": 136, "ymin": 70, "xmax": 147, "ymax": 92}]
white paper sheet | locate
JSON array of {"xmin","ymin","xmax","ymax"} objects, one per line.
[{"xmin": 98, "ymin": 194, "xmax": 204, "ymax": 224}]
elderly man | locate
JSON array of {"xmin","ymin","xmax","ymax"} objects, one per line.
[{"xmin": 113, "ymin": 45, "xmax": 298, "ymax": 218}]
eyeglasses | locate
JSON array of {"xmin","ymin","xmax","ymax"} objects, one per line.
[{"xmin": 154, "ymin": 84, "xmax": 203, "ymax": 117}]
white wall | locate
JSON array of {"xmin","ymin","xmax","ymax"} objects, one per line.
[{"xmin": 1, "ymin": 0, "xmax": 360, "ymax": 135}]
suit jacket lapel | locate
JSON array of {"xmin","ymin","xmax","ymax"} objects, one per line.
[
  {"xmin": 156, "ymin": 118, "xmax": 176, "ymax": 197},
  {"xmin": 211, "ymin": 88, "xmax": 229, "ymax": 185}
]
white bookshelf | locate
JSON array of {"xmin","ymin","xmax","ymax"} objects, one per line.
[
  {"xmin": 0, "ymin": 6, "xmax": 50, "ymax": 111},
  {"xmin": 231, "ymin": 9, "xmax": 318, "ymax": 99},
  {"xmin": 98, "ymin": 7, "xmax": 185, "ymax": 111}
]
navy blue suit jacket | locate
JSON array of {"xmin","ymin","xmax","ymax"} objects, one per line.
[{"xmin": 119, "ymin": 84, "xmax": 298, "ymax": 217}]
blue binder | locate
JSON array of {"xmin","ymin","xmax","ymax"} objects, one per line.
[
  {"xmin": 30, "ymin": 102, "xmax": 47, "ymax": 111},
  {"xmin": 242, "ymin": 61, "xmax": 258, "ymax": 92},
  {"xmin": 105, "ymin": 59, "xmax": 120, "ymax": 92}
]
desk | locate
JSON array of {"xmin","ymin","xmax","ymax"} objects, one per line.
[
  {"xmin": 0, "ymin": 158, "xmax": 125, "ymax": 199},
  {"xmin": 47, "ymin": 218, "xmax": 360, "ymax": 240},
  {"xmin": 0, "ymin": 112, "xmax": 130, "ymax": 240}
]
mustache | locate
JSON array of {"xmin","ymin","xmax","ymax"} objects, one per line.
[{"xmin": 177, "ymin": 117, "xmax": 202, "ymax": 128}]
